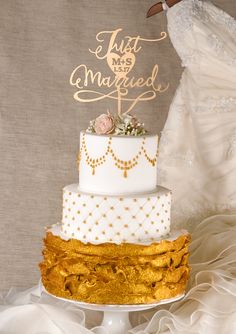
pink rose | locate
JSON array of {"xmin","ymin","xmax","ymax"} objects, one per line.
[{"xmin": 94, "ymin": 113, "xmax": 115, "ymax": 135}]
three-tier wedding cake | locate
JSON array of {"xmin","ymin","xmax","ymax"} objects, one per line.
[{"xmin": 40, "ymin": 114, "xmax": 190, "ymax": 304}]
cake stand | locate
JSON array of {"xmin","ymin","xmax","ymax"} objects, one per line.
[{"xmin": 40, "ymin": 283, "xmax": 185, "ymax": 334}]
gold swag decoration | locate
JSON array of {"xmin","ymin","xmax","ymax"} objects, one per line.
[
  {"xmin": 40, "ymin": 232, "xmax": 191, "ymax": 305},
  {"xmin": 77, "ymin": 133, "xmax": 159, "ymax": 178}
]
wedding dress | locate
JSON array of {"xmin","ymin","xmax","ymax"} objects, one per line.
[{"xmin": 157, "ymin": 0, "xmax": 236, "ymax": 231}]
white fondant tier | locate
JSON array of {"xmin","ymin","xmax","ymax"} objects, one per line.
[
  {"xmin": 61, "ymin": 184, "xmax": 171, "ymax": 244},
  {"xmin": 78, "ymin": 132, "xmax": 158, "ymax": 195},
  {"xmin": 49, "ymin": 224, "xmax": 188, "ymax": 246}
]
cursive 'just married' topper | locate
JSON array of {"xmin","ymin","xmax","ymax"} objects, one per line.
[{"xmin": 70, "ymin": 28, "xmax": 169, "ymax": 135}]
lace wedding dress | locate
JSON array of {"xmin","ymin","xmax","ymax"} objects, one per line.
[{"xmin": 157, "ymin": 0, "xmax": 236, "ymax": 230}]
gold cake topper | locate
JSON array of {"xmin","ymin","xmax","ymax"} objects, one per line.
[{"xmin": 70, "ymin": 28, "xmax": 169, "ymax": 116}]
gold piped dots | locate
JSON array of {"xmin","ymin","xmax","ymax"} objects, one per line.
[
  {"xmin": 78, "ymin": 133, "xmax": 158, "ymax": 178},
  {"xmin": 109, "ymin": 224, "xmax": 113, "ymax": 227},
  {"xmin": 142, "ymin": 136, "xmax": 158, "ymax": 166},
  {"xmin": 77, "ymin": 210, "xmax": 80, "ymax": 214},
  {"xmin": 110, "ymin": 206, "xmax": 114, "ymax": 210},
  {"xmin": 78, "ymin": 133, "xmax": 110, "ymax": 175},
  {"xmin": 124, "ymin": 224, "xmax": 128, "ymax": 228}
]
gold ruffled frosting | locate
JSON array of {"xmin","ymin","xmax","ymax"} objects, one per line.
[{"xmin": 40, "ymin": 232, "xmax": 191, "ymax": 304}]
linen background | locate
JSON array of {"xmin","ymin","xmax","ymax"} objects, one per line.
[{"xmin": 0, "ymin": 0, "xmax": 235, "ymax": 292}]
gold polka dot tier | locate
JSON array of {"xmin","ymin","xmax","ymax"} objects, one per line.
[{"xmin": 62, "ymin": 184, "xmax": 171, "ymax": 244}]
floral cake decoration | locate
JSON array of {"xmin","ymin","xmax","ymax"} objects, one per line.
[{"xmin": 87, "ymin": 111, "xmax": 147, "ymax": 136}]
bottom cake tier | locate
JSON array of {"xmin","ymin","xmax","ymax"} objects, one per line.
[{"xmin": 40, "ymin": 231, "xmax": 191, "ymax": 305}]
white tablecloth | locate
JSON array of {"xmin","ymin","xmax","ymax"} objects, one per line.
[{"xmin": 1, "ymin": 213, "xmax": 236, "ymax": 334}]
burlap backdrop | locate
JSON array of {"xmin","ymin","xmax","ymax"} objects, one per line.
[{"xmin": 0, "ymin": 0, "xmax": 235, "ymax": 292}]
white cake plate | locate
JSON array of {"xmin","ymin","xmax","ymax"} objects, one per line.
[{"xmin": 40, "ymin": 282, "xmax": 185, "ymax": 334}]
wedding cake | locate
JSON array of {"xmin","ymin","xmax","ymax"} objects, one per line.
[{"xmin": 40, "ymin": 114, "xmax": 190, "ymax": 304}]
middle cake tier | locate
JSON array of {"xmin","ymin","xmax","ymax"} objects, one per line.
[{"xmin": 62, "ymin": 184, "xmax": 171, "ymax": 244}]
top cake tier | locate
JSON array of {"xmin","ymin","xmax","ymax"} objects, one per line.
[{"xmin": 78, "ymin": 132, "xmax": 158, "ymax": 195}]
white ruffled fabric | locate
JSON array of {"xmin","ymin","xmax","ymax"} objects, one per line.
[
  {"xmin": 1, "ymin": 213, "xmax": 236, "ymax": 333},
  {"xmin": 157, "ymin": 0, "xmax": 236, "ymax": 231}
]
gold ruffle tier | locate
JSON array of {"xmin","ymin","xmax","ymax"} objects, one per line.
[{"xmin": 40, "ymin": 232, "xmax": 191, "ymax": 305}]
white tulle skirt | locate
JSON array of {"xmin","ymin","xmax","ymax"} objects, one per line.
[{"xmin": 1, "ymin": 213, "xmax": 236, "ymax": 333}]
